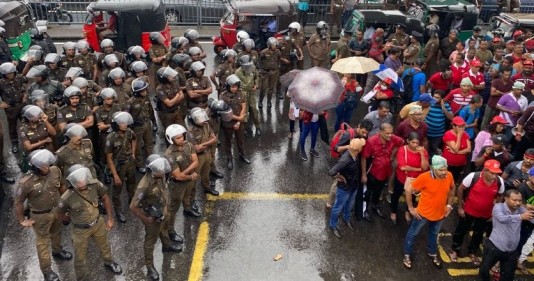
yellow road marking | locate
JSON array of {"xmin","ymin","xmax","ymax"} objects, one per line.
[
  {"xmin": 207, "ymin": 192, "xmax": 329, "ymax": 201},
  {"xmin": 448, "ymin": 268, "xmax": 534, "ymax": 276},
  {"xmin": 188, "ymin": 222, "xmax": 210, "ymax": 281}
]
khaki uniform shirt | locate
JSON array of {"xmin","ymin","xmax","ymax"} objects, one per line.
[
  {"xmin": 165, "ymin": 142, "xmax": 195, "ymax": 174},
  {"xmin": 235, "ymin": 67, "xmax": 259, "ymax": 94},
  {"xmin": 75, "ymin": 53, "xmax": 97, "ymax": 79},
  {"xmin": 95, "ymin": 104, "xmax": 121, "ymax": 133},
  {"xmin": 58, "ymin": 180, "xmax": 106, "ymax": 224},
  {"xmin": 307, "ymin": 34, "xmax": 330, "ymax": 61},
  {"xmin": 125, "ymin": 96, "xmax": 155, "ymax": 124},
  {"xmin": 48, "ymin": 68, "xmax": 66, "ymax": 82},
  {"xmin": 387, "ymin": 33, "xmax": 409, "ymax": 49},
  {"xmin": 185, "ymin": 76, "xmax": 211, "ymax": 109},
  {"xmin": 156, "ymin": 83, "xmax": 186, "ymax": 115},
  {"xmin": 149, "ymin": 45, "xmax": 169, "ymax": 67},
  {"xmin": 59, "ymin": 56, "xmax": 76, "ymax": 70},
  {"xmin": 0, "ymin": 75, "xmax": 27, "ymax": 107},
  {"xmin": 57, "ymin": 104, "xmax": 92, "ymax": 125},
  {"xmin": 105, "ymin": 129, "xmax": 136, "ymax": 162},
  {"xmin": 131, "ymin": 175, "xmax": 169, "ymax": 213},
  {"xmin": 404, "ymin": 43, "xmax": 421, "ymax": 64},
  {"xmin": 219, "ymin": 90, "xmax": 245, "ymax": 128},
  {"xmin": 56, "ymin": 140, "xmax": 97, "ymax": 177},
  {"xmin": 44, "ymin": 104, "xmax": 60, "ymax": 126},
  {"xmin": 15, "ymin": 166, "xmax": 62, "ymax": 212},
  {"xmin": 279, "ymin": 39, "xmax": 296, "ymax": 60},
  {"xmin": 259, "ymin": 48, "xmax": 281, "ymax": 71},
  {"xmin": 289, "ymin": 32, "xmax": 306, "ymax": 48},
  {"xmin": 236, "ymin": 50, "xmax": 260, "ymax": 69},
  {"xmin": 19, "ymin": 122, "xmax": 53, "ymax": 152},
  {"xmin": 187, "ymin": 122, "xmax": 213, "ymax": 155},
  {"xmin": 214, "ymin": 61, "xmax": 235, "ymax": 91},
  {"xmin": 336, "ymin": 40, "xmax": 352, "ymax": 59},
  {"xmin": 424, "ymin": 38, "xmax": 440, "ymax": 59},
  {"xmin": 110, "ymin": 83, "xmax": 132, "ymax": 105}
]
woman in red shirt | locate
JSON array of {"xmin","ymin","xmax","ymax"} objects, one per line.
[
  {"xmin": 391, "ymin": 132, "xmax": 429, "ymax": 224},
  {"xmin": 442, "ymin": 116, "xmax": 472, "ymax": 182}
]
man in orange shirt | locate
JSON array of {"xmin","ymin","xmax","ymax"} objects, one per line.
[{"xmin": 402, "ymin": 155, "xmax": 455, "ymax": 270}]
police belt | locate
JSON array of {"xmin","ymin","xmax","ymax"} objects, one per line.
[
  {"xmin": 73, "ymin": 216, "xmax": 99, "ymax": 229},
  {"xmin": 31, "ymin": 208, "xmax": 53, "ymax": 214}
]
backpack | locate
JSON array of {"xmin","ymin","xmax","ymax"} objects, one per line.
[
  {"xmin": 401, "ymin": 69, "xmax": 420, "ymax": 105},
  {"xmin": 330, "ymin": 122, "xmax": 355, "ymax": 158},
  {"xmin": 463, "ymin": 172, "xmax": 504, "ymax": 200}
]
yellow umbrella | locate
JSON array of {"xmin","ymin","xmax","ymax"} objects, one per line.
[{"xmin": 330, "ymin": 56, "xmax": 380, "ymax": 74}]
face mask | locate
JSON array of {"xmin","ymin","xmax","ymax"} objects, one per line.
[{"xmin": 380, "ymin": 85, "xmax": 388, "ymax": 90}]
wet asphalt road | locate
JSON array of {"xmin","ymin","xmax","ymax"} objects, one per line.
[{"xmin": 0, "ymin": 43, "xmax": 532, "ymax": 281}]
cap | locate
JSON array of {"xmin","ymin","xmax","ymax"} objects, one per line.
[
  {"xmin": 491, "ymin": 134, "xmax": 506, "ymax": 145},
  {"xmin": 418, "ymin": 93, "xmax": 437, "ymax": 105},
  {"xmin": 473, "ymin": 26, "xmax": 482, "ymax": 32},
  {"xmin": 470, "ymin": 60, "xmax": 482, "ymax": 67},
  {"xmin": 526, "ymin": 149, "xmax": 534, "ymax": 159},
  {"xmin": 396, "ymin": 24, "xmax": 406, "ymax": 30},
  {"xmin": 383, "ymin": 78, "xmax": 393, "ymax": 86},
  {"xmin": 460, "ymin": 77, "xmax": 473, "ymax": 87},
  {"xmin": 431, "ymin": 155, "xmax": 448, "ymax": 169},
  {"xmin": 506, "ymin": 39, "xmax": 516, "ymax": 45},
  {"xmin": 513, "ymin": 81, "xmax": 526, "ymax": 90},
  {"xmin": 411, "ymin": 30, "xmax": 423, "ymax": 39},
  {"xmin": 452, "ymin": 116, "xmax": 466, "ymax": 126},
  {"xmin": 490, "ymin": 115, "xmax": 508, "ymax": 125},
  {"xmin": 409, "ymin": 104, "xmax": 423, "ymax": 115},
  {"xmin": 484, "ymin": 159, "xmax": 502, "ymax": 173},
  {"xmin": 525, "ymin": 39, "xmax": 534, "ymax": 51}
]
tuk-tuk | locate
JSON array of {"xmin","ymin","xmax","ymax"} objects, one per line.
[
  {"xmin": 407, "ymin": 0, "xmax": 478, "ymax": 41},
  {"xmin": 0, "ymin": 1, "xmax": 34, "ymax": 61},
  {"xmin": 212, "ymin": 0, "xmax": 296, "ymax": 54},
  {"xmin": 343, "ymin": 9, "xmax": 425, "ymax": 40},
  {"xmin": 486, "ymin": 13, "xmax": 534, "ymax": 41},
  {"xmin": 83, "ymin": 0, "xmax": 170, "ymax": 52}
]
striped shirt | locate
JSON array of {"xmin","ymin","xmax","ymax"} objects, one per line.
[
  {"xmin": 444, "ymin": 88, "xmax": 475, "ymax": 114},
  {"xmin": 425, "ymin": 102, "xmax": 452, "ymax": 138}
]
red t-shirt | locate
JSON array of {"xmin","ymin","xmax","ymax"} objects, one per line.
[
  {"xmin": 362, "ymin": 134, "xmax": 404, "ymax": 181},
  {"xmin": 428, "ymin": 72, "xmax": 452, "ymax": 92},
  {"xmin": 450, "ymin": 62, "xmax": 470, "ymax": 86},
  {"xmin": 463, "ymin": 173, "xmax": 504, "ymax": 219},
  {"xmin": 442, "ymin": 130, "xmax": 470, "ymax": 166},
  {"xmin": 462, "ymin": 70, "xmax": 485, "ymax": 93},
  {"xmin": 395, "ymin": 145, "xmax": 429, "ymax": 184},
  {"xmin": 444, "ymin": 88, "xmax": 475, "ymax": 115}
]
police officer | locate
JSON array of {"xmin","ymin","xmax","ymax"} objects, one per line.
[
  {"xmin": 171, "ymin": 53, "xmax": 192, "ymax": 92},
  {"xmin": 188, "ymin": 46, "xmax": 204, "ymax": 63},
  {"xmin": 166, "ymin": 37, "xmax": 189, "ymax": 68},
  {"xmin": 95, "ymin": 88, "xmax": 121, "ymax": 167},
  {"xmin": 211, "ymin": 49, "xmax": 237, "ymax": 95},
  {"xmin": 14, "ymin": 149, "xmax": 71, "ymax": 281},
  {"xmin": 96, "ymin": 39, "xmax": 125, "ymax": 72},
  {"xmin": 125, "ymin": 79, "xmax": 155, "ymax": 172},
  {"xmin": 108, "ymin": 67, "xmax": 131, "ymax": 104},
  {"xmin": 58, "ymin": 165, "xmax": 122, "ymax": 280},
  {"xmin": 148, "ymin": 32, "xmax": 168, "ymax": 90},
  {"xmin": 236, "ymin": 39, "xmax": 259, "ymax": 69},
  {"xmin": 259, "ymin": 37, "xmax": 282, "ymax": 108},
  {"xmin": 387, "ymin": 24, "xmax": 409, "ymax": 52},
  {"xmin": 22, "ymin": 45, "xmax": 45, "ymax": 77},
  {"xmin": 19, "ymin": 105, "xmax": 56, "ymax": 154},
  {"xmin": 105, "ymin": 112, "xmax": 137, "ymax": 223},
  {"xmin": 44, "ymin": 53, "xmax": 66, "ymax": 82},
  {"xmin": 0, "ymin": 26, "xmax": 14, "ymax": 65},
  {"xmin": 156, "ymin": 67, "xmax": 186, "ymax": 128},
  {"xmin": 30, "ymin": 90, "xmax": 60, "ymax": 130},
  {"xmin": 0, "ymin": 62, "xmax": 29, "ymax": 153},
  {"xmin": 27, "ymin": 65, "xmax": 65, "ymax": 105},
  {"xmin": 57, "ymin": 86, "xmax": 94, "ymax": 133},
  {"xmin": 62, "ymin": 66, "xmax": 84, "ymax": 88},
  {"xmin": 125, "ymin": 61, "xmax": 149, "ymax": 86},
  {"xmin": 220, "ymin": 75, "xmax": 250, "ymax": 170},
  {"xmin": 56, "ymin": 124, "xmax": 98, "ymax": 181},
  {"xmin": 75, "ymin": 40, "xmax": 98, "ymax": 81},
  {"xmin": 98, "ymin": 54, "xmax": 119, "ymax": 87},
  {"xmin": 60, "ymin": 42, "xmax": 77, "ymax": 70},
  {"xmin": 277, "ymin": 34, "xmax": 301, "ymax": 98},
  {"xmin": 125, "ymin": 45, "xmax": 146, "ymax": 71},
  {"xmin": 130, "ymin": 154, "xmax": 182, "ymax": 281},
  {"xmin": 235, "ymin": 55, "xmax": 261, "ymax": 136},
  {"xmin": 307, "ymin": 21, "xmax": 330, "ymax": 68},
  {"xmin": 233, "ymin": 31, "xmax": 250, "ymax": 53},
  {"xmin": 164, "ymin": 124, "xmax": 200, "ymax": 224},
  {"xmin": 72, "ymin": 77, "xmax": 101, "ymax": 112},
  {"xmin": 184, "ymin": 29, "xmax": 207, "ymax": 59},
  {"xmin": 187, "ymin": 108, "xmax": 219, "ymax": 197}
]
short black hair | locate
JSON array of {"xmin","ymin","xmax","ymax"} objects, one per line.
[
  {"xmin": 504, "ymin": 189, "xmax": 521, "ymax": 198},
  {"xmin": 378, "ymin": 101, "xmax": 391, "ymax": 110},
  {"xmin": 434, "ymin": 89, "xmax": 446, "ymax": 98},
  {"xmin": 358, "ymin": 119, "xmax": 374, "ymax": 132}
]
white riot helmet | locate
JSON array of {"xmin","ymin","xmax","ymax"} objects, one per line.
[
  {"xmin": 190, "ymin": 61, "xmax": 205, "ymax": 72},
  {"xmin": 145, "ymin": 154, "xmax": 171, "ymax": 174},
  {"xmin": 65, "ymin": 67, "xmax": 84, "ymax": 79},
  {"xmin": 22, "ymin": 105, "xmax": 44, "ymax": 122},
  {"xmin": 66, "ymin": 165, "xmax": 93, "ymax": 188},
  {"xmin": 242, "ymin": 38, "xmax": 255, "ymax": 50},
  {"xmin": 30, "ymin": 90, "xmax": 49, "ymax": 109},
  {"xmin": 288, "ymin": 22, "xmax": 301, "ymax": 32},
  {"xmin": 165, "ymin": 124, "xmax": 187, "ymax": 144},
  {"xmin": 100, "ymin": 38, "xmax": 114, "ymax": 49},
  {"xmin": 108, "ymin": 67, "xmax": 125, "ymax": 80},
  {"xmin": 76, "ymin": 40, "xmax": 90, "ymax": 51},
  {"xmin": 44, "ymin": 53, "xmax": 61, "ymax": 64},
  {"xmin": 100, "ymin": 88, "xmax": 117, "ymax": 99},
  {"xmin": 72, "ymin": 77, "xmax": 89, "ymax": 89},
  {"xmin": 28, "ymin": 149, "xmax": 57, "ymax": 169},
  {"xmin": 104, "ymin": 54, "xmax": 119, "ymax": 68},
  {"xmin": 130, "ymin": 61, "xmax": 148, "ymax": 73},
  {"xmin": 223, "ymin": 49, "xmax": 237, "ymax": 60},
  {"xmin": 236, "ymin": 31, "xmax": 250, "ymax": 42},
  {"xmin": 112, "ymin": 111, "xmax": 134, "ymax": 126},
  {"xmin": 184, "ymin": 29, "xmax": 199, "ymax": 41},
  {"xmin": 64, "ymin": 123, "xmax": 88, "ymax": 138},
  {"xmin": 0, "ymin": 62, "xmax": 17, "ymax": 75},
  {"xmin": 188, "ymin": 46, "xmax": 202, "ymax": 57},
  {"xmin": 63, "ymin": 41, "xmax": 76, "ymax": 51},
  {"xmin": 190, "ymin": 107, "xmax": 209, "ymax": 125},
  {"xmin": 267, "ymin": 37, "xmax": 278, "ymax": 48}
]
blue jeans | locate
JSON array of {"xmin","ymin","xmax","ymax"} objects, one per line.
[
  {"xmin": 403, "ymin": 216, "xmax": 444, "ymax": 256},
  {"xmin": 299, "ymin": 121, "xmax": 319, "ymax": 151},
  {"xmin": 329, "ymin": 186, "xmax": 357, "ymax": 228},
  {"xmin": 334, "ymin": 102, "xmax": 356, "ymax": 131}
]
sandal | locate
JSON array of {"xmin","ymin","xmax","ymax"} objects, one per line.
[
  {"xmin": 403, "ymin": 255, "xmax": 412, "ymax": 270},
  {"xmin": 468, "ymin": 253, "xmax": 481, "ymax": 266},
  {"xmin": 448, "ymin": 250, "xmax": 458, "ymax": 262},
  {"xmin": 428, "ymin": 254, "xmax": 442, "ymax": 269}
]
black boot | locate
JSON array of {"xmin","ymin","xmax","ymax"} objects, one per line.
[{"xmin": 146, "ymin": 265, "xmax": 159, "ymax": 280}]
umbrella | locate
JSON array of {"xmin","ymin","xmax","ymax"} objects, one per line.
[
  {"xmin": 372, "ymin": 64, "xmax": 404, "ymax": 92},
  {"xmin": 330, "ymin": 56, "xmax": 380, "ymax": 74},
  {"xmin": 279, "ymin": 69, "xmax": 302, "ymax": 90},
  {"xmin": 287, "ymin": 67, "xmax": 343, "ymax": 114}
]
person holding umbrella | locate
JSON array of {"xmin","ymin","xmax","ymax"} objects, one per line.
[{"xmin": 334, "ymin": 73, "xmax": 362, "ymax": 131}]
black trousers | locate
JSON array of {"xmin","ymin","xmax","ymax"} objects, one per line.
[
  {"xmin": 478, "ymin": 240, "xmax": 519, "ymax": 281},
  {"xmin": 365, "ymin": 173, "xmax": 386, "ymax": 207},
  {"xmin": 452, "ymin": 212, "xmax": 491, "ymax": 254}
]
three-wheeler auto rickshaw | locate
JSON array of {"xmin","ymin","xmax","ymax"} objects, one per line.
[
  {"xmin": 0, "ymin": 1, "xmax": 34, "ymax": 61},
  {"xmin": 83, "ymin": 0, "xmax": 170, "ymax": 52},
  {"xmin": 486, "ymin": 13, "xmax": 534, "ymax": 41},
  {"xmin": 212, "ymin": 0, "xmax": 297, "ymax": 54}
]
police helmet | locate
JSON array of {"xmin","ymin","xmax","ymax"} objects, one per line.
[
  {"xmin": 30, "ymin": 90, "xmax": 49, "ymax": 109},
  {"xmin": 156, "ymin": 67, "xmax": 178, "ymax": 83},
  {"xmin": 108, "ymin": 67, "xmax": 125, "ymax": 80},
  {"xmin": 127, "ymin": 45, "xmax": 145, "ymax": 58},
  {"xmin": 76, "ymin": 40, "xmax": 90, "ymax": 51},
  {"xmin": 145, "ymin": 154, "xmax": 171, "ymax": 175},
  {"xmin": 28, "ymin": 45, "xmax": 44, "ymax": 61},
  {"xmin": 190, "ymin": 61, "xmax": 205, "ymax": 72},
  {"xmin": 64, "ymin": 86, "xmax": 82, "ymax": 104},
  {"xmin": 111, "ymin": 111, "xmax": 134, "ymax": 131},
  {"xmin": 131, "ymin": 78, "xmax": 149, "ymax": 96},
  {"xmin": 100, "ymin": 88, "xmax": 117, "ymax": 100},
  {"xmin": 0, "ymin": 62, "xmax": 17, "ymax": 75},
  {"xmin": 64, "ymin": 123, "xmax": 88, "ymax": 139},
  {"xmin": 65, "ymin": 67, "xmax": 84, "ymax": 79},
  {"xmin": 267, "ymin": 37, "xmax": 278, "ymax": 48},
  {"xmin": 130, "ymin": 61, "xmax": 148, "ymax": 75},
  {"xmin": 225, "ymin": 74, "xmax": 241, "ymax": 89},
  {"xmin": 44, "ymin": 53, "xmax": 61, "ymax": 65},
  {"xmin": 288, "ymin": 22, "xmax": 301, "ymax": 32},
  {"xmin": 428, "ymin": 24, "xmax": 440, "ymax": 37},
  {"xmin": 22, "ymin": 105, "xmax": 44, "ymax": 122},
  {"xmin": 165, "ymin": 124, "xmax": 187, "ymax": 144},
  {"xmin": 149, "ymin": 32, "xmax": 165, "ymax": 45},
  {"xmin": 184, "ymin": 29, "xmax": 199, "ymax": 41},
  {"xmin": 100, "ymin": 39, "xmax": 114, "ymax": 49},
  {"xmin": 28, "ymin": 149, "xmax": 57, "ymax": 170},
  {"xmin": 172, "ymin": 53, "xmax": 192, "ymax": 69},
  {"xmin": 236, "ymin": 31, "xmax": 250, "ymax": 42},
  {"xmin": 72, "ymin": 77, "xmax": 89, "ymax": 89},
  {"xmin": 242, "ymin": 38, "xmax": 255, "ymax": 50},
  {"xmin": 66, "ymin": 165, "xmax": 93, "ymax": 189},
  {"xmin": 188, "ymin": 46, "xmax": 202, "ymax": 56},
  {"xmin": 63, "ymin": 41, "xmax": 76, "ymax": 51},
  {"xmin": 0, "ymin": 27, "xmax": 4, "ymax": 36},
  {"xmin": 171, "ymin": 36, "xmax": 189, "ymax": 51},
  {"xmin": 30, "ymin": 28, "xmax": 44, "ymax": 40},
  {"xmin": 223, "ymin": 49, "xmax": 237, "ymax": 60},
  {"xmin": 26, "ymin": 65, "xmax": 49, "ymax": 79},
  {"xmin": 189, "ymin": 107, "xmax": 209, "ymax": 126},
  {"xmin": 316, "ymin": 21, "xmax": 328, "ymax": 30},
  {"xmin": 104, "ymin": 54, "xmax": 119, "ymax": 68}
]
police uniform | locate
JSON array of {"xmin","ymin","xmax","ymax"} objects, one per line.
[
  {"xmin": 0, "ymin": 74, "xmax": 28, "ymax": 143},
  {"xmin": 130, "ymin": 174, "xmax": 172, "ymax": 267},
  {"xmin": 387, "ymin": 32, "xmax": 409, "ymax": 51},
  {"xmin": 213, "ymin": 60, "xmax": 235, "ymax": 94},
  {"xmin": 404, "ymin": 41, "xmax": 421, "ymax": 66},
  {"xmin": 258, "ymin": 47, "xmax": 281, "ymax": 105},
  {"xmin": 156, "ymin": 82, "xmax": 186, "ymax": 128},
  {"xmin": 289, "ymin": 32, "xmax": 306, "ymax": 70},
  {"xmin": 125, "ymin": 95, "xmax": 155, "ymax": 168},
  {"xmin": 278, "ymin": 38, "xmax": 296, "ymax": 77},
  {"xmin": 56, "ymin": 140, "xmax": 98, "ymax": 179},
  {"xmin": 97, "ymin": 51, "xmax": 126, "ymax": 72},
  {"xmin": 19, "ymin": 121, "xmax": 54, "ymax": 153},
  {"xmin": 82, "ymin": 80, "xmax": 102, "ymax": 109},
  {"xmin": 59, "ymin": 55, "xmax": 76, "ymax": 70},
  {"xmin": 423, "ymin": 37, "xmax": 440, "ymax": 77},
  {"xmin": 336, "ymin": 38, "xmax": 352, "ymax": 59},
  {"xmin": 184, "ymin": 41, "xmax": 204, "ymax": 54},
  {"xmin": 57, "ymin": 104, "xmax": 93, "ymax": 133},
  {"xmin": 235, "ymin": 67, "xmax": 260, "ymax": 129},
  {"xmin": 95, "ymin": 103, "xmax": 121, "ymax": 160},
  {"xmin": 220, "ymin": 89, "xmax": 246, "ymax": 159},
  {"xmin": 29, "ymin": 80, "xmax": 65, "ymax": 106},
  {"xmin": 58, "ymin": 180, "xmax": 115, "ymax": 281},
  {"xmin": 14, "ymin": 166, "xmax": 64, "ymax": 274},
  {"xmin": 307, "ymin": 33, "xmax": 330, "ymax": 68},
  {"xmin": 75, "ymin": 53, "xmax": 97, "ymax": 80},
  {"xmin": 125, "ymin": 75, "xmax": 149, "ymax": 87},
  {"xmin": 236, "ymin": 50, "xmax": 260, "ymax": 69},
  {"xmin": 164, "ymin": 142, "xmax": 197, "ymax": 229},
  {"xmin": 105, "ymin": 128, "xmax": 136, "ymax": 210},
  {"xmin": 110, "ymin": 83, "xmax": 132, "ymax": 105},
  {"xmin": 165, "ymin": 50, "xmax": 182, "ymax": 69},
  {"xmin": 48, "ymin": 67, "xmax": 66, "ymax": 82},
  {"xmin": 148, "ymin": 44, "xmax": 169, "ymax": 89},
  {"xmin": 173, "ymin": 67, "xmax": 188, "ymax": 91},
  {"xmin": 187, "ymin": 122, "xmax": 214, "ymax": 198}
]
